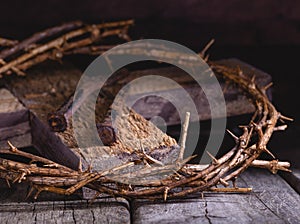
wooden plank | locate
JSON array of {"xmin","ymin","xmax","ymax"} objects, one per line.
[
  {"xmin": 0, "ymin": 179, "xmax": 130, "ymax": 224},
  {"xmin": 0, "ymin": 88, "xmax": 31, "ymax": 149},
  {"xmin": 132, "ymin": 198, "xmax": 210, "ymax": 224},
  {"xmin": 127, "ymin": 58, "xmax": 272, "ymax": 124},
  {"xmin": 132, "ymin": 169, "xmax": 300, "ymax": 224},
  {"xmin": 4, "ymin": 61, "xmax": 83, "ymax": 170},
  {"xmin": 0, "ymin": 199, "xmax": 130, "ymax": 224},
  {"xmin": 240, "ymin": 168, "xmax": 300, "ymax": 223},
  {"xmin": 3, "ymin": 61, "xmax": 179, "ymax": 172}
]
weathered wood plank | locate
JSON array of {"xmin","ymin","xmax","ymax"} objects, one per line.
[
  {"xmin": 133, "ymin": 198, "xmax": 210, "ymax": 224},
  {"xmin": 0, "ymin": 179, "xmax": 130, "ymax": 224},
  {"xmin": 0, "ymin": 199, "xmax": 130, "ymax": 224},
  {"xmin": 132, "ymin": 169, "xmax": 300, "ymax": 224},
  {"xmin": 0, "ymin": 88, "xmax": 31, "ymax": 149},
  {"xmin": 4, "ymin": 61, "xmax": 179, "ymax": 172},
  {"xmin": 4, "ymin": 61, "xmax": 84, "ymax": 169},
  {"xmin": 127, "ymin": 58, "xmax": 272, "ymax": 124},
  {"xmin": 280, "ymin": 169, "xmax": 300, "ymax": 194},
  {"xmin": 240, "ymin": 168, "xmax": 300, "ymax": 223}
]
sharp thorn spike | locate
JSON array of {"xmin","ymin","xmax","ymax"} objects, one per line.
[
  {"xmin": 226, "ymin": 129, "xmax": 239, "ymax": 141},
  {"xmin": 280, "ymin": 114, "xmax": 293, "ymax": 122},
  {"xmin": 7, "ymin": 141, "xmax": 17, "ymax": 152},
  {"xmin": 264, "ymin": 147, "xmax": 275, "ymax": 159},
  {"xmin": 263, "ymin": 82, "xmax": 273, "ymax": 91},
  {"xmin": 206, "ymin": 151, "xmax": 218, "ymax": 164}
]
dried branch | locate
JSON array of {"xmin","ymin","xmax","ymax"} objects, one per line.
[
  {"xmin": 250, "ymin": 159, "xmax": 291, "ymax": 174},
  {"xmin": 0, "ymin": 19, "xmax": 133, "ymax": 77}
]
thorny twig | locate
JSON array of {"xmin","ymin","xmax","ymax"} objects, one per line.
[
  {"xmin": 0, "ymin": 19, "xmax": 133, "ymax": 77},
  {"xmin": 0, "ymin": 23, "xmax": 293, "ymax": 200}
]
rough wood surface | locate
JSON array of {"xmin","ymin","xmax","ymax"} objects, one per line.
[
  {"xmin": 0, "ymin": 179, "xmax": 130, "ymax": 224},
  {"xmin": 132, "ymin": 168, "xmax": 300, "ymax": 224},
  {"xmin": 3, "ymin": 61, "xmax": 178, "ymax": 171},
  {"xmin": 0, "ymin": 88, "xmax": 31, "ymax": 149},
  {"xmin": 0, "ymin": 200, "xmax": 130, "ymax": 224}
]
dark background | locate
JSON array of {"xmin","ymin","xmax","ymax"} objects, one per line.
[{"xmin": 1, "ymin": 0, "xmax": 299, "ymax": 167}]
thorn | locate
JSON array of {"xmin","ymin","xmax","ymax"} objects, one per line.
[
  {"xmin": 219, "ymin": 178, "xmax": 229, "ymax": 187},
  {"xmin": 43, "ymin": 163, "xmax": 58, "ymax": 168},
  {"xmin": 163, "ymin": 187, "xmax": 169, "ymax": 201},
  {"xmin": 280, "ymin": 114, "xmax": 293, "ymax": 122},
  {"xmin": 250, "ymin": 110, "xmax": 258, "ymax": 123},
  {"xmin": 262, "ymin": 82, "xmax": 273, "ymax": 91},
  {"xmin": 232, "ymin": 177, "xmax": 237, "ymax": 188},
  {"xmin": 34, "ymin": 188, "xmax": 43, "ymax": 200},
  {"xmin": 279, "ymin": 118, "xmax": 285, "ymax": 123},
  {"xmin": 237, "ymin": 66, "xmax": 244, "ymax": 76},
  {"xmin": 13, "ymin": 171, "xmax": 26, "ymax": 183},
  {"xmin": 281, "ymin": 167, "xmax": 292, "ymax": 173},
  {"xmin": 251, "ymin": 75, "xmax": 256, "ymax": 83},
  {"xmin": 140, "ymin": 140, "xmax": 164, "ymax": 166},
  {"xmin": 263, "ymin": 147, "xmax": 275, "ymax": 159},
  {"xmin": 206, "ymin": 151, "xmax": 218, "ymax": 164},
  {"xmin": 7, "ymin": 141, "xmax": 17, "ymax": 152},
  {"xmin": 200, "ymin": 39, "xmax": 215, "ymax": 58},
  {"xmin": 226, "ymin": 129, "xmax": 239, "ymax": 142},
  {"xmin": 238, "ymin": 125, "xmax": 249, "ymax": 128},
  {"xmin": 5, "ymin": 178, "xmax": 11, "ymax": 188},
  {"xmin": 177, "ymin": 155, "xmax": 198, "ymax": 168},
  {"xmin": 25, "ymin": 185, "xmax": 35, "ymax": 200},
  {"xmin": 78, "ymin": 157, "xmax": 83, "ymax": 173},
  {"xmin": 204, "ymin": 54, "xmax": 210, "ymax": 62}
]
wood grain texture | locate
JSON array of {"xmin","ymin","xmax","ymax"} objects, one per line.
[
  {"xmin": 0, "ymin": 200, "xmax": 130, "ymax": 224},
  {"xmin": 0, "ymin": 179, "xmax": 130, "ymax": 224},
  {"xmin": 132, "ymin": 168, "xmax": 300, "ymax": 224}
]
